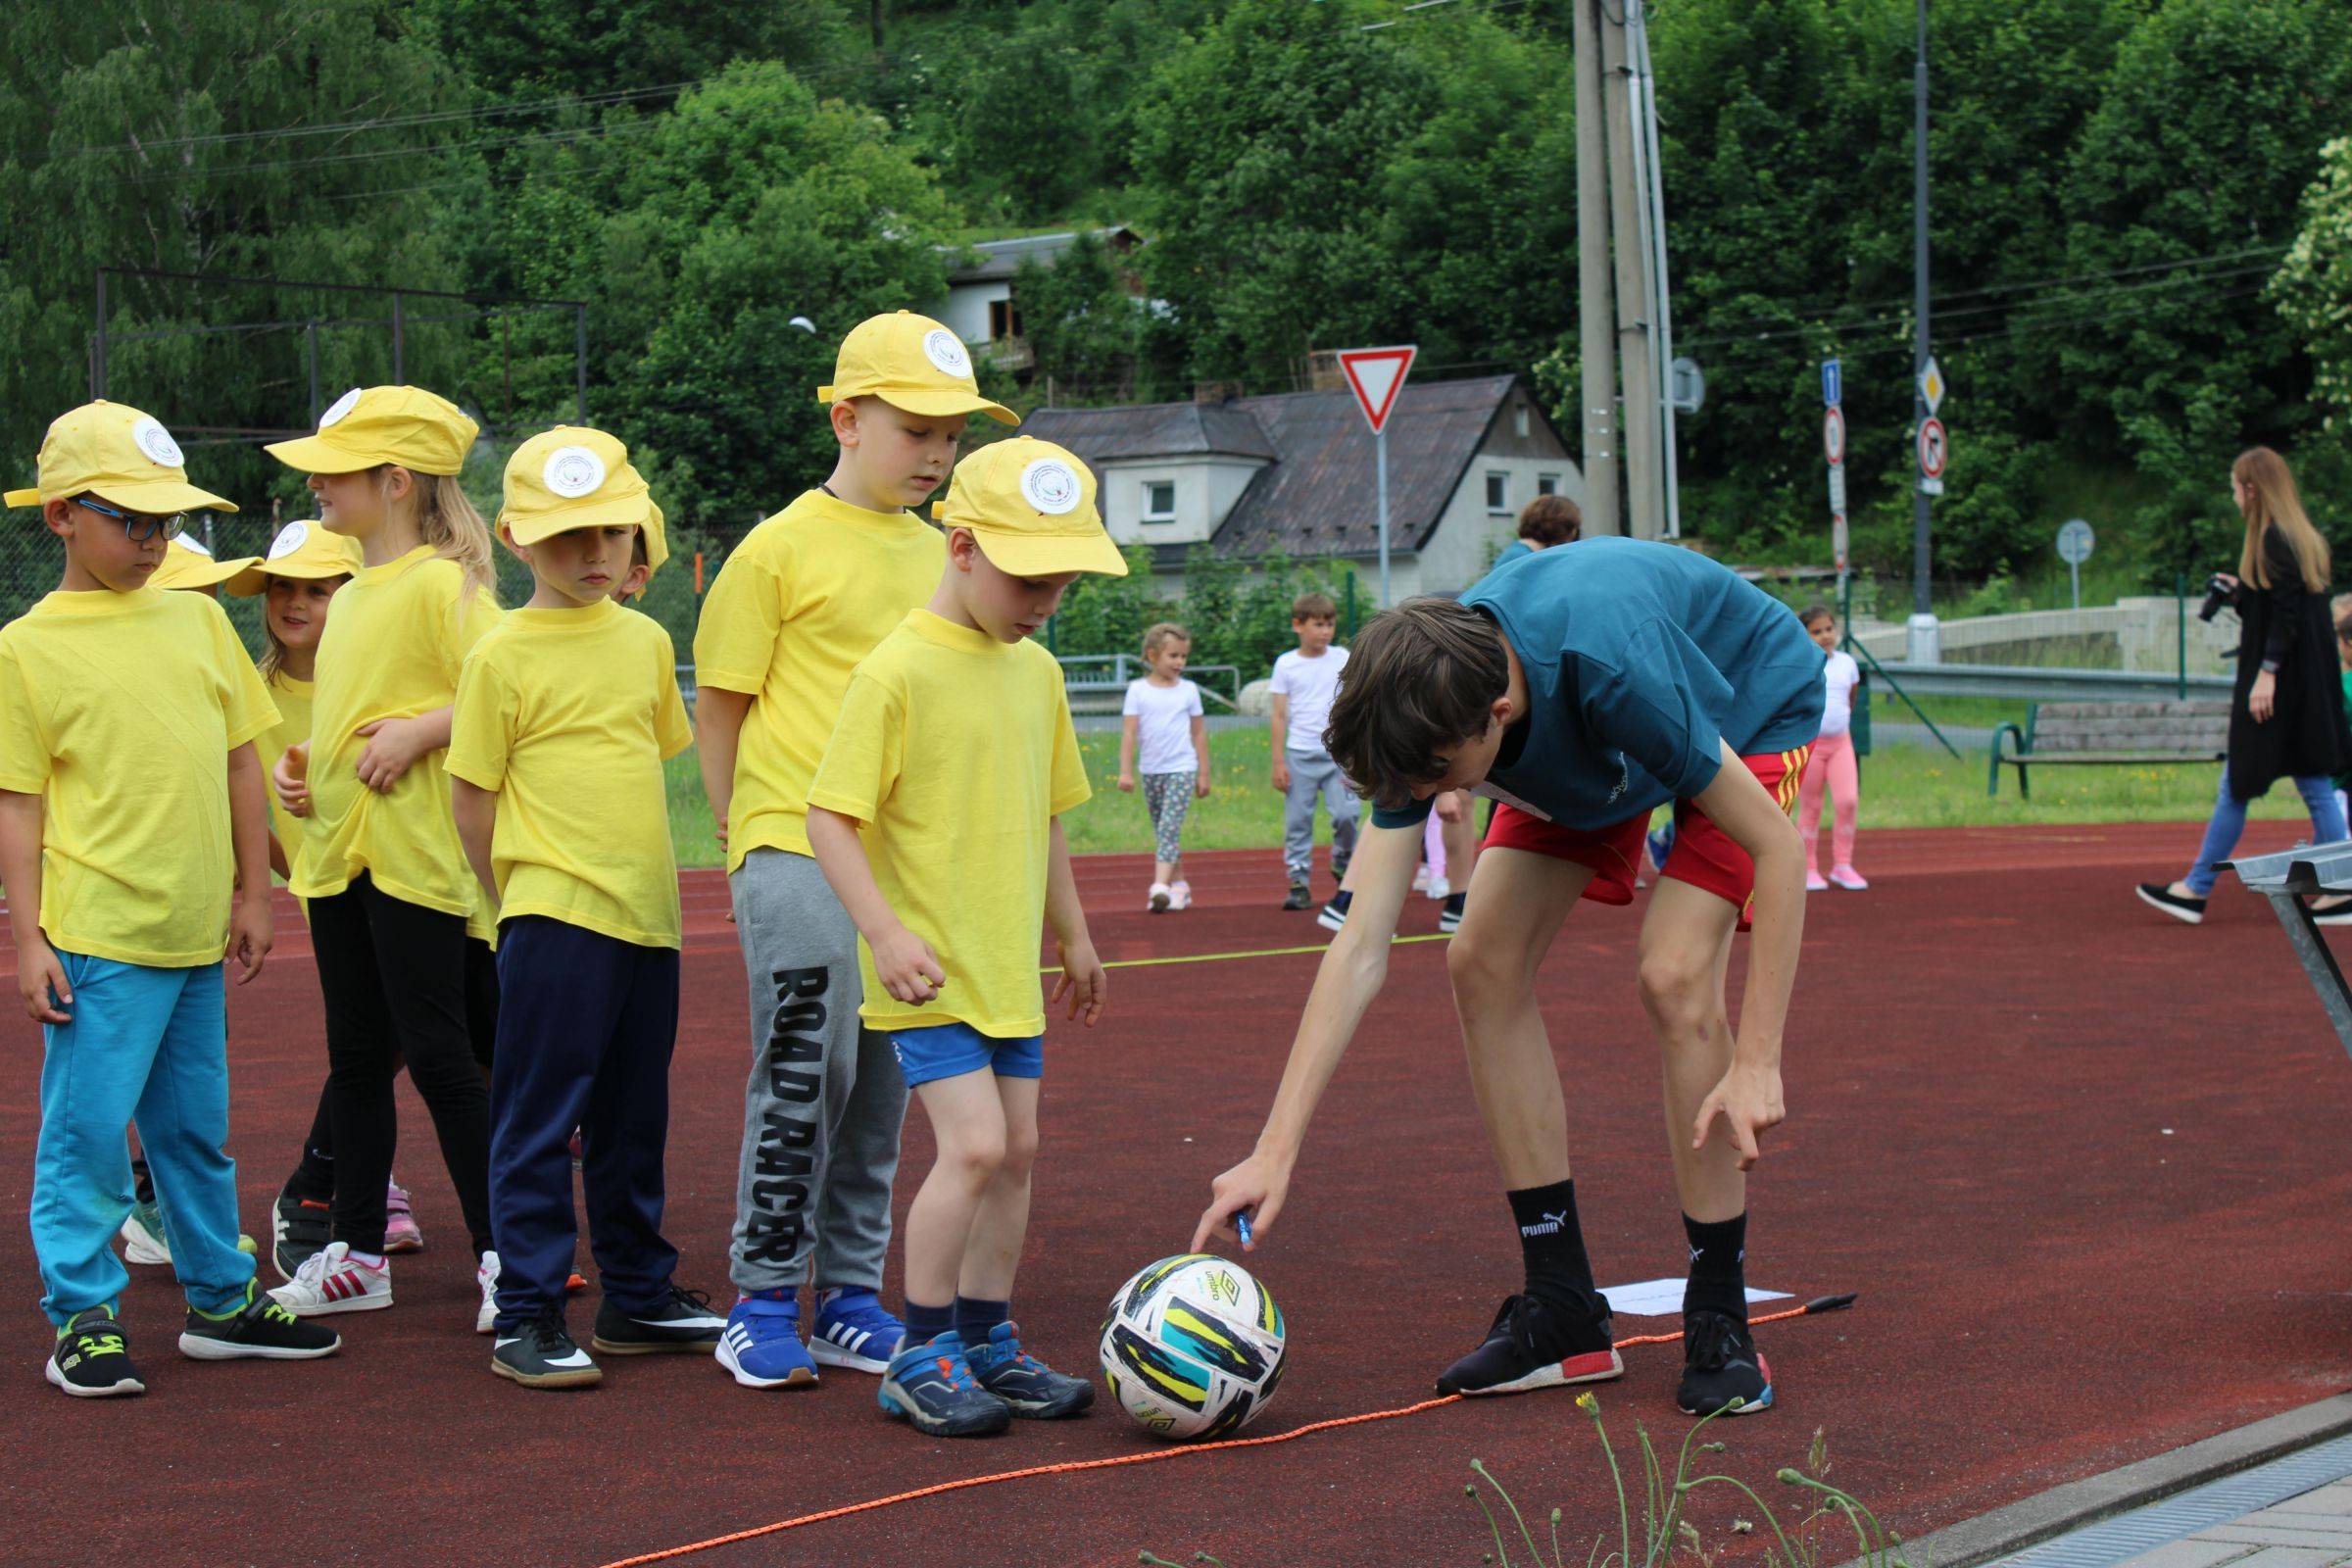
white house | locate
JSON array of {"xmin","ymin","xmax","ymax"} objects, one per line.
[
  {"xmin": 933, "ymin": 225, "xmax": 1144, "ymax": 369},
  {"xmin": 1024, "ymin": 374, "xmax": 1588, "ymax": 598}
]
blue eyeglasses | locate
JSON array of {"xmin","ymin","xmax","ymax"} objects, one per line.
[{"xmin": 74, "ymin": 495, "xmax": 187, "ymax": 544}]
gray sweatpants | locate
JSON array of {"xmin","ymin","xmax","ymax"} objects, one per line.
[
  {"xmin": 727, "ymin": 848, "xmax": 906, "ymax": 1296},
  {"xmin": 1282, "ymin": 747, "xmax": 1360, "ymax": 881}
]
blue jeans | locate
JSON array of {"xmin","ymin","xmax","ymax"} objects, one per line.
[
  {"xmin": 2184, "ymin": 770, "xmax": 2349, "ymax": 897},
  {"xmin": 30, "ymin": 952, "xmax": 254, "ymax": 1324}
]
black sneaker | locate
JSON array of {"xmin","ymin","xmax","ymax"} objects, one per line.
[
  {"xmin": 2134, "ymin": 883, "xmax": 2206, "ymax": 925},
  {"xmin": 48, "ymin": 1306, "xmax": 144, "ymax": 1397},
  {"xmin": 591, "ymin": 1285, "xmax": 727, "ymax": 1355},
  {"xmin": 962, "ymin": 1321, "xmax": 1095, "ymax": 1418},
  {"xmin": 1677, "ymin": 1308, "xmax": 1772, "ymax": 1417},
  {"xmin": 1440, "ymin": 892, "xmax": 1466, "ymax": 933},
  {"xmin": 180, "ymin": 1283, "xmax": 342, "ymax": 1360},
  {"xmin": 1316, "ymin": 891, "xmax": 1352, "ymax": 932},
  {"xmin": 493, "ymin": 1316, "xmax": 602, "ymax": 1389},
  {"xmin": 1282, "ymin": 881, "xmax": 1313, "ymax": 911},
  {"xmin": 1436, "ymin": 1291, "xmax": 1623, "ymax": 1396},
  {"xmin": 271, "ymin": 1182, "xmax": 333, "ymax": 1282}
]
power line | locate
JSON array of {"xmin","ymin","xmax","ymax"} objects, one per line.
[{"xmin": 68, "ymin": 81, "xmax": 702, "ymax": 159}]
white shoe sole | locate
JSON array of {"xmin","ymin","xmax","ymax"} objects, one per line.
[
  {"xmin": 1315, "ymin": 909, "xmax": 1346, "ymax": 932},
  {"xmin": 1450, "ymin": 1348, "xmax": 1625, "ymax": 1396},
  {"xmin": 267, "ymin": 1288, "xmax": 392, "ymax": 1318},
  {"xmin": 2134, "ymin": 886, "xmax": 2204, "ymax": 925},
  {"xmin": 809, "ymin": 1338, "xmax": 892, "ymax": 1374},
  {"xmin": 177, "ymin": 1331, "xmax": 340, "ymax": 1361},
  {"xmin": 46, "ymin": 1356, "xmax": 143, "ymax": 1397},
  {"xmin": 714, "ymin": 1337, "xmax": 818, "ymax": 1388},
  {"xmin": 121, "ymin": 1228, "xmax": 171, "ymax": 1267}
]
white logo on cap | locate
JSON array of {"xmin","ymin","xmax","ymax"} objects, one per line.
[
  {"xmin": 922, "ymin": 328, "xmax": 972, "ymax": 380},
  {"xmin": 542, "ymin": 446, "xmax": 607, "ymax": 499},
  {"xmin": 130, "ymin": 417, "xmax": 183, "ymax": 469},
  {"xmin": 1019, "ymin": 458, "xmax": 1083, "ymax": 515},
  {"xmin": 268, "ymin": 521, "xmax": 311, "ymax": 560},
  {"xmin": 318, "ymin": 388, "xmax": 363, "ymax": 428},
  {"xmin": 178, "ymin": 533, "xmax": 215, "ymax": 560}
]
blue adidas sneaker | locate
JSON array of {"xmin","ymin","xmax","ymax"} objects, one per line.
[
  {"xmin": 962, "ymin": 1321, "xmax": 1095, "ymax": 1418},
  {"xmin": 811, "ymin": 1288, "xmax": 905, "ymax": 1374},
  {"xmin": 878, "ymin": 1331, "xmax": 1010, "ymax": 1438},
  {"xmin": 714, "ymin": 1289, "xmax": 817, "ymax": 1389}
]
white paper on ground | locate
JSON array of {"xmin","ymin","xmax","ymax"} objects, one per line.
[{"xmin": 1597, "ymin": 1279, "xmax": 1792, "ymax": 1318}]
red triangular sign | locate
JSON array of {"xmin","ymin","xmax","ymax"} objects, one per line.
[{"xmin": 1337, "ymin": 345, "xmax": 1418, "ymax": 434}]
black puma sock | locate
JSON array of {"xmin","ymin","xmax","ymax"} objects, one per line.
[
  {"xmin": 1506, "ymin": 1179, "xmax": 1595, "ymax": 1309},
  {"xmin": 1683, "ymin": 1211, "xmax": 1748, "ymax": 1321}
]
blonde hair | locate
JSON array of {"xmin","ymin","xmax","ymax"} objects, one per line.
[
  {"xmin": 382, "ymin": 466, "xmax": 497, "ymax": 601},
  {"xmin": 1143, "ymin": 620, "xmax": 1191, "ymax": 658},
  {"xmin": 2234, "ymin": 446, "xmax": 2330, "ymax": 593}
]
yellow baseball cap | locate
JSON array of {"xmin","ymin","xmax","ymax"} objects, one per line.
[
  {"xmin": 149, "ymin": 532, "xmax": 263, "ymax": 592},
  {"xmin": 819, "ymin": 312, "xmax": 1018, "ymax": 425},
  {"xmin": 497, "ymin": 426, "xmax": 664, "ymax": 566},
  {"xmin": 5, "ymin": 401, "xmax": 235, "ymax": 514},
  {"xmin": 223, "ymin": 519, "xmax": 366, "ymax": 597},
  {"xmin": 933, "ymin": 437, "xmax": 1127, "ymax": 578},
  {"xmin": 265, "ymin": 385, "xmax": 479, "ymax": 476}
]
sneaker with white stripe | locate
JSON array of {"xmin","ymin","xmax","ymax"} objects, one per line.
[
  {"xmin": 810, "ymin": 1287, "xmax": 905, "ymax": 1374},
  {"xmin": 267, "ymin": 1241, "xmax": 391, "ymax": 1316},
  {"xmin": 493, "ymin": 1316, "xmax": 601, "ymax": 1390}
]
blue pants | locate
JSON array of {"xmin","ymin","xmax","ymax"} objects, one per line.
[
  {"xmin": 489, "ymin": 917, "xmax": 681, "ymax": 1331},
  {"xmin": 2185, "ymin": 770, "xmax": 2350, "ymax": 896},
  {"xmin": 30, "ymin": 953, "xmax": 254, "ymax": 1324}
]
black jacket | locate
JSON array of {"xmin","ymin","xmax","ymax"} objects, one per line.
[{"xmin": 2227, "ymin": 527, "xmax": 2352, "ymax": 800}]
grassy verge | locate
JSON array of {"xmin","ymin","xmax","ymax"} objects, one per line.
[{"xmin": 666, "ymin": 727, "xmax": 2306, "ymax": 869}]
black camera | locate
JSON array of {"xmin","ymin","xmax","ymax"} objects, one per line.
[{"xmin": 2197, "ymin": 573, "xmax": 2233, "ymax": 623}]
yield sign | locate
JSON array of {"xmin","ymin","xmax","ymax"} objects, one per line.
[{"xmin": 1337, "ymin": 345, "xmax": 1418, "ymax": 434}]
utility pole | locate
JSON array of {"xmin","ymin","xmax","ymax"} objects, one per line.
[
  {"xmin": 1572, "ymin": 0, "xmax": 1619, "ymax": 537},
  {"xmin": 1907, "ymin": 0, "xmax": 1939, "ymax": 662},
  {"xmin": 1601, "ymin": 1, "xmax": 1662, "ymax": 540}
]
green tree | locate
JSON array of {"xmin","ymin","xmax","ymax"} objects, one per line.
[{"xmin": 2275, "ymin": 136, "xmax": 2352, "ymax": 428}]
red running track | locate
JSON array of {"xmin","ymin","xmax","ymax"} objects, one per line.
[{"xmin": 4, "ymin": 819, "xmax": 2351, "ymax": 1566}]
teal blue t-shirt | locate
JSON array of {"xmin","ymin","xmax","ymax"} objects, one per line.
[{"xmin": 1373, "ymin": 539, "xmax": 1826, "ymax": 832}]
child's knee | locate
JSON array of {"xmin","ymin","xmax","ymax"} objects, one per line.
[
  {"xmin": 1447, "ymin": 926, "xmax": 1531, "ymax": 1015},
  {"xmin": 937, "ymin": 1125, "xmax": 1007, "ymax": 1186},
  {"xmin": 999, "ymin": 1117, "xmax": 1039, "ymax": 1179},
  {"xmin": 1636, "ymin": 944, "xmax": 1715, "ymax": 1032}
]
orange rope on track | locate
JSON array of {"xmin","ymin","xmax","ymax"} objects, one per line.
[{"xmin": 594, "ymin": 1295, "xmax": 1856, "ymax": 1568}]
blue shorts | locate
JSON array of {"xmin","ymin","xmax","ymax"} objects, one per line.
[{"xmin": 890, "ymin": 1022, "xmax": 1044, "ymax": 1088}]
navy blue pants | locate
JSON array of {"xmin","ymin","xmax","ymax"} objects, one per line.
[{"xmin": 489, "ymin": 916, "xmax": 681, "ymax": 1331}]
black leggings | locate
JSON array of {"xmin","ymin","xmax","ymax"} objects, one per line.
[{"xmin": 310, "ymin": 874, "xmax": 497, "ymax": 1257}]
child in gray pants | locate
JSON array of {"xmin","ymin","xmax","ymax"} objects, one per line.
[{"xmin": 1270, "ymin": 591, "xmax": 1357, "ymax": 908}]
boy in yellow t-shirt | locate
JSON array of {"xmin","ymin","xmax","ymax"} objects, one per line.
[
  {"xmin": 0, "ymin": 402, "xmax": 339, "ymax": 1396},
  {"xmin": 449, "ymin": 428, "xmax": 718, "ymax": 1389},
  {"xmin": 693, "ymin": 312, "xmax": 1016, "ymax": 1389},
  {"xmin": 807, "ymin": 436, "xmax": 1116, "ymax": 1438}
]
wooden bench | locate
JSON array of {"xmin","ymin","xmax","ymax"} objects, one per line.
[{"xmin": 1985, "ymin": 699, "xmax": 2228, "ymax": 797}]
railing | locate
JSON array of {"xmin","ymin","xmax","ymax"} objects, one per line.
[{"xmin": 1054, "ymin": 654, "xmax": 1244, "ymax": 710}]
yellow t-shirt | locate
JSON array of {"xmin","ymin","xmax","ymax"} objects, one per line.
[
  {"xmin": 294, "ymin": 545, "xmax": 502, "ymax": 916},
  {"xmin": 447, "ymin": 600, "xmax": 695, "ymax": 949},
  {"xmin": 0, "ymin": 588, "xmax": 277, "ymax": 967},
  {"xmin": 691, "ymin": 490, "xmax": 944, "ymax": 870},
  {"xmin": 808, "ymin": 611, "xmax": 1091, "ymax": 1038},
  {"xmin": 259, "ymin": 667, "xmax": 314, "ymax": 882}
]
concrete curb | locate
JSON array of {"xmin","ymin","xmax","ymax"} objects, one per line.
[{"xmin": 1845, "ymin": 1393, "xmax": 2352, "ymax": 1568}]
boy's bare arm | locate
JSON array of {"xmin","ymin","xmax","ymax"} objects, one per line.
[
  {"xmin": 224, "ymin": 742, "xmax": 274, "ymax": 984},
  {"xmin": 695, "ymin": 687, "xmax": 752, "ymax": 852},
  {"xmin": 450, "ymin": 777, "xmax": 501, "ymax": 907},
  {"xmin": 1269, "ymin": 692, "xmax": 1291, "ymax": 790},
  {"xmin": 0, "ymin": 790, "xmax": 69, "ymax": 1023},
  {"xmin": 806, "ymin": 805, "xmax": 944, "ymax": 1004},
  {"xmin": 1044, "ymin": 819, "xmax": 1104, "ymax": 1025}
]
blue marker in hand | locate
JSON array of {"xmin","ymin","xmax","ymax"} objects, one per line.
[{"xmin": 1236, "ymin": 1209, "xmax": 1253, "ymax": 1249}]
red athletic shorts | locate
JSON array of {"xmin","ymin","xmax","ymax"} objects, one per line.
[{"xmin": 1480, "ymin": 746, "xmax": 1812, "ymax": 930}]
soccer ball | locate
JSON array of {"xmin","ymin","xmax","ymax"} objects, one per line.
[{"xmin": 1100, "ymin": 1253, "xmax": 1287, "ymax": 1441}]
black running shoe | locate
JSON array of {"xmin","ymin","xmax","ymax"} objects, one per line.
[
  {"xmin": 591, "ymin": 1285, "xmax": 728, "ymax": 1355},
  {"xmin": 1440, "ymin": 892, "xmax": 1466, "ymax": 934},
  {"xmin": 493, "ymin": 1316, "xmax": 602, "ymax": 1389},
  {"xmin": 48, "ymin": 1306, "xmax": 144, "ymax": 1397},
  {"xmin": 878, "ymin": 1331, "xmax": 1010, "ymax": 1437},
  {"xmin": 271, "ymin": 1183, "xmax": 333, "ymax": 1283},
  {"xmin": 1283, "ymin": 881, "xmax": 1313, "ymax": 911},
  {"xmin": 963, "ymin": 1321, "xmax": 1095, "ymax": 1418},
  {"xmin": 2134, "ymin": 882, "xmax": 2206, "ymax": 925},
  {"xmin": 179, "ymin": 1283, "xmax": 342, "ymax": 1360},
  {"xmin": 1316, "ymin": 890, "xmax": 1352, "ymax": 932},
  {"xmin": 1677, "ymin": 1308, "xmax": 1772, "ymax": 1417},
  {"xmin": 1436, "ymin": 1291, "xmax": 1624, "ymax": 1396}
]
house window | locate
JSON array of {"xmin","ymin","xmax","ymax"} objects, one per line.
[
  {"xmin": 1486, "ymin": 471, "xmax": 1509, "ymax": 514},
  {"xmin": 1538, "ymin": 473, "xmax": 1560, "ymax": 496},
  {"xmin": 1143, "ymin": 480, "xmax": 1177, "ymax": 523},
  {"xmin": 1514, "ymin": 404, "xmax": 1532, "ymax": 439},
  {"xmin": 988, "ymin": 297, "xmax": 1023, "ymax": 342}
]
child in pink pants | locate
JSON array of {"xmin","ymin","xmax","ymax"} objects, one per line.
[{"xmin": 1796, "ymin": 605, "xmax": 1866, "ymax": 891}]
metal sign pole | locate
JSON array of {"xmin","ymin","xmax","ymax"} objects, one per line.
[{"xmin": 1376, "ymin": 426, "xmax": 1391, "ymax": 609}]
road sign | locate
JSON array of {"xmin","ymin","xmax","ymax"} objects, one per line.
[
  {"xmin": 1827, "ymin": 465, "xmax": 1847, "ymax": 517},
  {"xmin": 1822, "ymin": 358, "xmax": 1842, "ymax": 408},
  {"xmin": 1336, "ymin": 345, "xmax": 1417, "ymax": 435},
  {"xmin": 1671, "ymin": 357, "xmax": 1706, "ymax": 413},
  {"xmin": 2056, "ymin": 518, "xmax": 2094, "ymax": 565},
  {"xmin": 1823, "ymin": 406, "xmax": 1845, "ymax": 466},
  {"xmin": 1917, "ymin": 356, "xmax": 1945, "ymax": 416},
  {"xmin": 1917, "ymin": 417, "xmax": 1947, "ymax": 479},
  {"xmin": 1834, "ymin": 512, "xmax": 1849, "ymax": 574}
]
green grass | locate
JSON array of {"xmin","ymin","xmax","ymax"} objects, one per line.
[{"xmin": 664, "ymin": 724, "xmax": 2307, "ymax": 869}]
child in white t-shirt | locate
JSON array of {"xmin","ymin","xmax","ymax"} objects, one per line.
[
  {"xmin": 1270, "ymin": 592, "xmax": 1355, "ymax": 908},
  {"xmin": 1795, "ymin": 605, "xmax": 1866, "ymax": 891},
  {"xmin": 1118, "ymin": 621, "xmax": 1210, "ymax": 911}
]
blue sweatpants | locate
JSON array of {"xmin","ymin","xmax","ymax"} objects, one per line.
[
  {"xmin": 30, "ymin": 952, "xmax": 254, "ymax": 1325},
  {"xmin": 489, "ymin": 916, "xmax": 681, "ymax": 1331}
]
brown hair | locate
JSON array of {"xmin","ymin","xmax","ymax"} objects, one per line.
[
  {"xmin": 2233, "ymin": 446, "xmax": 2329, "ymax": 593},
  {"xmin": 1326, "ymin": 597, "xmax": 1509, "ymax": 810},
  {"xmin": 1292, "ymin": 591, "xmax": 1337, "ymax": 622},
  {"xmin": 1517, "ymin": 493, "xmax": 1582, "ymax": 548},
  {"xmin": 255, "ymin": 571, "xmax": 353, "ymax": 684},
  {"xmin": 1799, "ymin": 603, "xmax": 1835, "ymax": 630},
  {"xmin": 1142, "ymin": 620, "xmax": 1190, "ymax": 657}
]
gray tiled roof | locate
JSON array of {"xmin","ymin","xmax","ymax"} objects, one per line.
[{"xmin": 1024, "ymin": 400, "xmax": 1278, "ymax": 463}]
